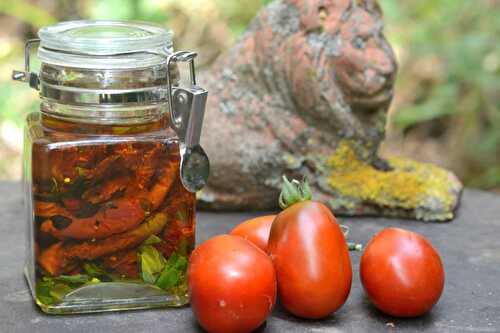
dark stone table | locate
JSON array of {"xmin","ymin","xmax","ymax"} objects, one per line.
[{"xmin": 1, "ymin": 182, "xmax": 499, "ymax": 332}]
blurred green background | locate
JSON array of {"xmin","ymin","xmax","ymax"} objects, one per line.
[{"xmin": 0, "ymin": 0, "xmax": 498, "ymax": 191}]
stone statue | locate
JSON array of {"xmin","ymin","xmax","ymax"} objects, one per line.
[{"xmin": 198, "ymin": 0, "xmax": 462, "ymax": 221}]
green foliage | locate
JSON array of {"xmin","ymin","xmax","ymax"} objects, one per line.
[
  {"xmin": 89, "ymin": 0, "xmax": 168, "ymax": 23},
  {"xmin": 138, "ymin": 236, "xmax": 188, "ymax": 290},
  {"xmin": 155, "ymin": 253, "xmax": 188, "ymax": 290},
  {"xmin": 0, "ymin": 83, "xmax": 38, "ymax": 126},
  {"xmin": 0, "ymin": 0, "xmax": 55, "ymax": 27},
  {"xmin": 214, "ymin": 0, "xmax": 272, "ymax": 36},
  {"xmin": 381, "ymin": 0, "xmax": 500, "ymax": 188},
  {"xmin": 36, "ymin": 274, "xmax": 100, "ymax": 305},
  {"xmin": 83, "ymin": 262, "xmax": 112, "ymax": 280},
  {"xmin": 139, "ymin": 245, "xmax": 167, "ymax": 284}
]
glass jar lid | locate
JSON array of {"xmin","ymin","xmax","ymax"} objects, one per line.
[
  {"xmin": 13, "ymin": 20, "xmax": 210, "ymax": 191},
  {"xmin": 38, "ymin": 20, "xmax": 173, "ymax": 69}
]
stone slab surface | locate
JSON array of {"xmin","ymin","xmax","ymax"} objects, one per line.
[{"xmin": 0, "ymin": 182, "xmax": 499, "ymax": 332}]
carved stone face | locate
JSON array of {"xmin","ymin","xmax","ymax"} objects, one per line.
[
  {"xmin": 333, "ymin": 3, "xmax": 397, "ymax": 110},
  {"xmin": 281, "ymin": 0, "xmax": 398, "ymax": 141},
  {"xmin": 290, "ymin": 0, "xmax": 397, "ymax": 112}
]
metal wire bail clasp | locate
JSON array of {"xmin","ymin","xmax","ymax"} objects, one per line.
[
  {"xmin": 166, "ymin": 51, "xmax": 210, "ymax": 193},
  {"xmin": 12, "ymin": 39, "xmax": 40, "ymax": 90},
  {"xmin": 12, "ymin": 39, "xmax": 209, "ymax": 192},
  {"xmin": 166, "ymin": 51, "xmax": 206, "ymax": 144}
]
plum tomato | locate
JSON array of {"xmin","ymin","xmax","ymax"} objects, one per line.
[
  {"xmin": 360, "ymin": 228, "xmax": 445, "ymax": 317},
  {"xmin": 268, "ymin": 177, "xmax": 352, "ymax": 319},
  {"xmin": 188, "ymin": 235, "xmax": 277, "ymax": 333},
  {"xmin": 229, "ymin": 215, "xmax": 275, "ymax": 251}
]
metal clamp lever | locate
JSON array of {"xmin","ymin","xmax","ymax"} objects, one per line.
[
  {"xmin": 172, "ymin": 87, "xmax": 207, "ymax": 147},
  {"xmin": 12, "ymin": 39, "xmax": 40, "ymax": 90},
  {"xmin": 167, "ymin": 52, "xmax": 210, "ymax": 192}
]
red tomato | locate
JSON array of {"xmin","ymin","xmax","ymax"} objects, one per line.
[
  {"xmin": 268, "ymin": 201, "xmax": 352, "ymax": 319},
  {"xmin": 229, "ymin": 215, "xmax": 275, "ymax": 251},
  {"xmin": 360, "ymin": 228, "xmax": 445, "ymax": 317},
  {"xmin": 188, "ymin": 235, "xmax": 277, "ymax": 333}
]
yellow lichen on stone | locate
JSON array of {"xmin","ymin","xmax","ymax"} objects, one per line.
[{"xmin": 327, "ymin": 140, "xmax": 457, "ymax": 213}]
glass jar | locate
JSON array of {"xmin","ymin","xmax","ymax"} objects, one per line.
[{"xmin": 13, "ymin": 20, "xmax": 209, "ymax": 314}]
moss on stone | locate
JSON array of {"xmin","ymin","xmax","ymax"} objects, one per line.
[{"xmin": 327, "ymin": 140, "xmax": 458, "ymax": 219}]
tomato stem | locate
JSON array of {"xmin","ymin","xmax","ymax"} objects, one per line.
[
  {"xmin": 348, "ymin": 242, "xmax": 363, "ymax": 251},
  {"xmin": 342, "ymin": 226, "xmax": 362, "ymax": 251},
  {"xmin": 278, "ymin": 176, "xmax": 313, "ymax": 209}
]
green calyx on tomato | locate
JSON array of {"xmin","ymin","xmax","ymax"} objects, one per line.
[
  {"xmin": 278, "ymin": 176, "xmax": 363, "ymax": 252},
  {"xmin": 279, "ymin": 176, "xmax": 312, "ymax": 209}
]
